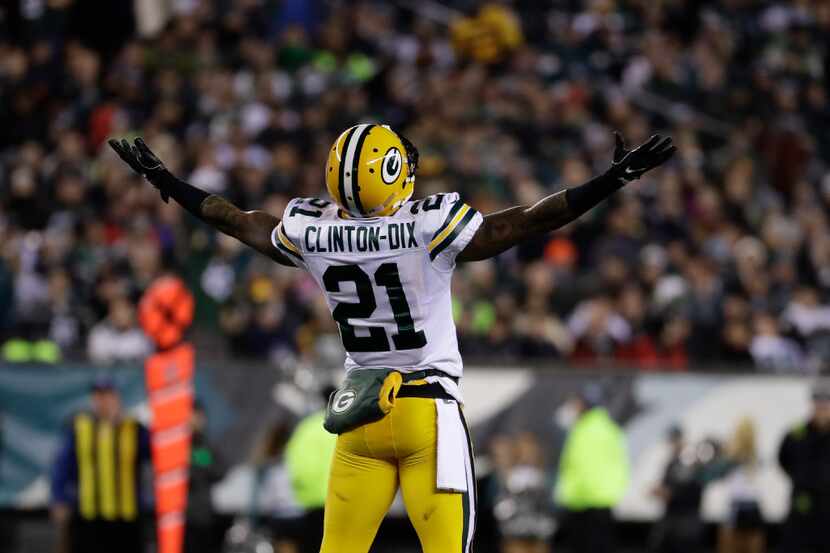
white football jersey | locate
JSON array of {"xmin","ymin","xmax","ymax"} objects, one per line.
[{"xmin": 272, "ymin": 193, "xmax": 483, "ymax": 401}]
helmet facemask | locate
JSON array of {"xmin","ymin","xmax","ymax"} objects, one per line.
[{"xmin": 397, "ymin": 132, "xmax": 419, "ymax": 189}]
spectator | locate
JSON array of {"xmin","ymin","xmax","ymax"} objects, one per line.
[
  {"xmin": 489, "ymin": 433, "xmax": 555, "ymax": 553},
  {"xmin": 554, "ymin": 386, "xmax": 629, "ymax": 553},
  {"xmin": 0, "ymin": 0, "xmax": 829, "ymax": 372},
  {"xmin": 615, "ymin": 283, "xmax": 660, "ymax": 369},
  {"xmin": 50, "ymin": 377, "xmax": 151, "ymax": 553},
  {"xmin": 250, "ymin": 422, "xmax": 304, "ymax": 553},
  {"xmin": 777, "ymin": 380, "xmax": 830, "ymax": 553},
  {"xmin": 184, "ymin": 401, "xmax": 227, "ymax": 553},
  {"xmin": 87, "ymin": 298, "xmax": 152, "ymax": 365},
  {"xmin": 283, "ymin": 394, "xmax": 337, "ymax": 553},
  {"xmin": 782, "ymin": 287, "xmax": 830, "ymax": 371},
  {"xmin": 720, "ymin": 296, "xmax": 754, "ymax": 366},
  {"xmin": 749, "ymin": 314, "xmax": 805, "ymax": 373},
  {"xmin": 568, "ymin": 297, "xmax": 631, "ymax": 364},
  {"xmin": 718, "ymin": 418, "xmax": 765, "ymax": 553},
  {"xmin": 649, "ymin": 425, "xmax": 705, "ymax": 553}
]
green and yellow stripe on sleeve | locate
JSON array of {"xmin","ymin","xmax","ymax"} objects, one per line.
[
  {"xmin": 429, "ymin": 201, "xmax": 479, "ymax": 261},
  {"xmin": 271, "ymin": 222, "xmax": 304, "ymax": 265}
]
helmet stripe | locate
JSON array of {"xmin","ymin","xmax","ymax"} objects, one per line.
[
  {"xmin": 342, "ymin": 124, "xmax": 371, "ymax": 215},
  {"xmin": 350, "ymin": 124, "xmax": 375, "ymax": 216},
  {"xmin": 337, "ymin": 126, "xmax": 357, "ymax": 213}
]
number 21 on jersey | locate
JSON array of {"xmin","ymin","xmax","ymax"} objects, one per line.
[{"xmin": 323, "ymin": 263, "xmax": 427, "ymax": 353}]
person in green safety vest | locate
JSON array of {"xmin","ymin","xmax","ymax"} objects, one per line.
[
  {"xmin": 554, "ymin": 385, "xmax": 629, "ymax": 553},
  {"xmin": 2, "ymin": 337, "xmax": 61, "ymax": 363},
  {"xmin": 284, "ymin": 391, "xmax": 338, "ymax": 553}
]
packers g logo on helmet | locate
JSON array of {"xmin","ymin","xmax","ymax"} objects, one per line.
[
  {"xmin": 326, "ymin": 124, "xmax": 417, "ymax": 217},
  {"xmin": 381, "ymin": 147, "xmax": 403, "ymax": 184}
]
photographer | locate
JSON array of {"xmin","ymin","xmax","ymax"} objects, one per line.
[
  {"xmin": 489, "ymin": 433, "xmax": 555, "ymax": 553},
  {"xmin": 650, "ymin": 426, "xmax": 705, "ymax": 553}
]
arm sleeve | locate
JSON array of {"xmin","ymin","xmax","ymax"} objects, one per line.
[
  {"xmin": 147, "ymin": 170, "xmax": 211, "ymax": 218},
  {"xmin": 418, "ymin": 193, "xmax": 484, "ymax": 271},
  {"xmin": 50, "ymin": 429, "xmax": 77, "ymax": 505}
]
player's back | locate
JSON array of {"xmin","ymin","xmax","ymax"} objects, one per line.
[{"xmin": 274, "ymin": 193, "xmax": 482, "ymax": 398}]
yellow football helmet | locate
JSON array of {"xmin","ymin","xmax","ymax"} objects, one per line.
[{"xmin": 325, "ymin": 124, "xmax": 418, "ymax": 217}]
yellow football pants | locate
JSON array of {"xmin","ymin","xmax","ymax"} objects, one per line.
[{"xmin": 319, "ymin": 396, "xmax": 476, "ymax": 553}]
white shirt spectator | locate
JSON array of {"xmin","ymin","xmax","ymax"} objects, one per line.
[
  {"xmin": 87, "ymin": 299, "xmax": 152, "ymax": 365},
  {"xmin": 749, "ymin": 335, "xmax": 804, "ymax": 373},
  {"xmin": 783, "ymin": 298, "xmax": 830, "ymax": 337},
  {"xmin": 568, "ymin": 299, "xmax": 631, "ymax": 343},
  {"xmin": 87, "ymin": 322, "xmax": 152, "ymax": 365}
]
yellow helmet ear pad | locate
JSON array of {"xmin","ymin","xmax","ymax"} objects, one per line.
[{"xmin": 325, "ymin": 124, "xmax": 416, "ymax": 217}]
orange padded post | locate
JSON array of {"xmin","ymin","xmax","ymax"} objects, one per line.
[{"xmin": 141, "ymin": 277, "xmax": 195, "ymax": 553}]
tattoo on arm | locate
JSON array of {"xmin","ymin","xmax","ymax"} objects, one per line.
[
  {"xmin": 200, "ymin": 195, "xmax": 294, "ymax": 266},
  {"xmin": 457, "ymin": 191, "xmax": 577, "ymax": 262}
]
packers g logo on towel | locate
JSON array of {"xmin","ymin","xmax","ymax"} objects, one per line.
[
  {"xmin": 332, "ymin": 389, "xmax": 357, "ymax": 414},
  {"xmin": 381, "ymin": 147, "xmax": 402, "ymax": 184}
]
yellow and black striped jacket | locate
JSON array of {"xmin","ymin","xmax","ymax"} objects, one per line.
[{"xmin": 51, "ymin": 413, "xmax": 150, "ymax": 521}]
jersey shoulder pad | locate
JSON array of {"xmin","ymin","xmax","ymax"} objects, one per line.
[
  {"xmin": 411, "ymin": 192, "xmax": 483, "ymax": 268},
  {"xmin": 272, "ymin": 198, "xmax": 335, "ymax": 265},
  {"xmin": 282, "ymin": 197, "xmax": 337, "ymax": 237}
]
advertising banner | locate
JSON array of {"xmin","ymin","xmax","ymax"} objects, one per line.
[{"xmin": 0, "ymin": 366, "xmax": 814, "ymax": 523}]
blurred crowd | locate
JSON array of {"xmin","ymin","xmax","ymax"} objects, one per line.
[
  {"xmin": 1, "ymin": 0, "xmax": 830, "ymax": 371},
  {"xmin": 481, "ymin": 382, "xmax": 830, "ymax": 553}
]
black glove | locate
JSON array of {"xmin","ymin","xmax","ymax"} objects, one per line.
[
  {"xmin": 607, "ymin": 133, "xmax": 676, "ymax": 182},
  {"xmin": 108, "ymin": 138, "xmax": 170, "ymax": 202},
  {"xmin": 108, "ymin": 137, "xmax": 210, "ymax": 215},
  {"xmin": 564, "ymin": 132, "xmax": 676, "ymax": 216}
]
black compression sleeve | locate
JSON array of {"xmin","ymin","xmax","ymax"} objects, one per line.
[
  {"xmin": 148, "ymin": 170, "xmax": 211, "ymax": 218},
  {"xmin": 564, "ymin": 172, "xmax": 626, "ymax": 218}
]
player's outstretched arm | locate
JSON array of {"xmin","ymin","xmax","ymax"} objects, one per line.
[
  {"xmin": 109, "ymin": 138, "xmax": 294, "ymax": 267},
  {"xmin": 458, "ymin": 133, "xmax": 675, "ymax": 262}
]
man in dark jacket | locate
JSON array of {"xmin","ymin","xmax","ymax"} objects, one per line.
[
  {"xmin": 184, "ymin": 401, "xmax": 226, "ymax": 553},
  {"xmin": 650, "ymin": 426, "xmax": 705, "ymax": 553},
  {"xmin": 778, "ymin": 380, "xmax": 830, "ymax": 553}
]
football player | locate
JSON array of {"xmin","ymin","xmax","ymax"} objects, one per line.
[{"xmin": 110, "ymin": 126, "xmax": 673, "ymax": 553}]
